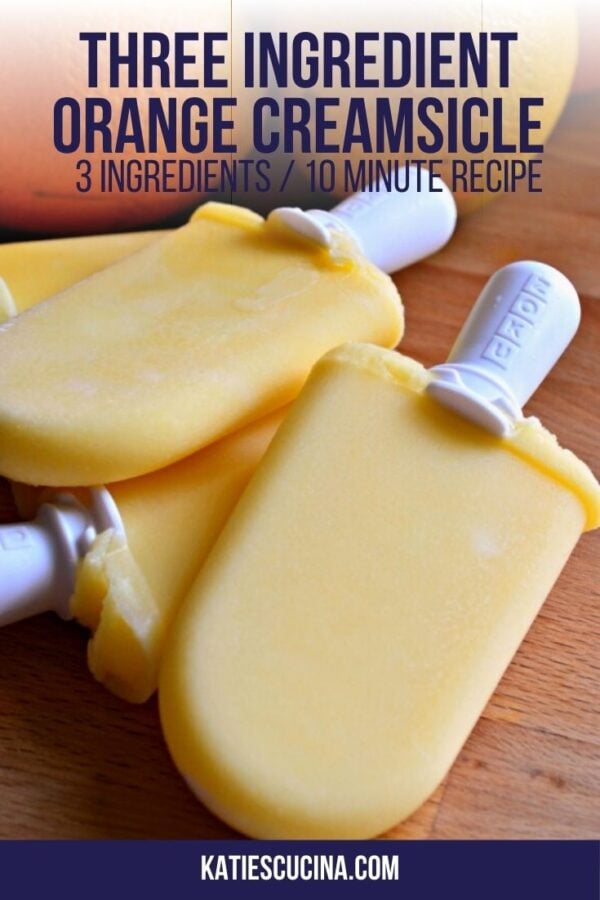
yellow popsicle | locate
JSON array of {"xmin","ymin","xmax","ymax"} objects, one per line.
[
  {"xmin": 3, "ymin": 412, "xmax": 282, "ymax": 704},
  {"xmin": 0, "ymin": 201, "xmax": 404, "ymax": 487},
  {"xmin": 72, "ymin": 410, "xmax": 282, "ymax": 703},
  {"xmin": 0, "ymin": 226, "xmax": 165, "ymax": 522},
  {"xmin": 0, "ymin": 230, "xmax": 165, "ymax": 314},
  {"xmin": 0, "ymin": 230, "xmax": 281, "ymax": 703},
  {"xmin": 159, "ymin": 269, "xmax": 600, "ymax": 838},
  {"xmin": 0, "ymin": 225, "xmax": 164, "ymax": 519},
  {"xmin": 1, "ymin": 226, "xmax": 163, "ymax": 520}
]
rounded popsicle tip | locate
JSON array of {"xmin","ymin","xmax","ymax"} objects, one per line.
[
  {"xmin": 490, "ymin": 260, "xmax": 581, "ymax": 338},
  {"xmin": 428, "ymin": 261, "xmax": 581, "ymax": 436}
]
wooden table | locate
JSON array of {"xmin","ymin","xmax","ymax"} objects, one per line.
[{"xmin": 0, "ymin": 91, "xmax": 598, "ymax": 840}]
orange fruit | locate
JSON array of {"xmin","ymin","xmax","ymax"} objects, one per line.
[{"xmin": 0, "ymin": 1, "xmax": 233, "ymax": 234}]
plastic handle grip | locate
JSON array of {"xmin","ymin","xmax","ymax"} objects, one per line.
[
  {"xmin": 0, "ymin": 520, "xmax": 60, "ymax": 625},
  {"xmin": 427, "ymin": 261, "xmax": 581, "ymax": 435},
  {"xmin": 269, "ymin": 166, "xmax": 457, "ymax": 274},
  {"xmin": 0, "ymin": 488, "xmax": 125, "ymax": 627},
  {"xmin": 321, "ymin": 168, "xmax": 457, "ymax": 273}
]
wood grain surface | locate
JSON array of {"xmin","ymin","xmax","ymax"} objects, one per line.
[{"xmin": 0, "ymin": 91, "xmax": 598, "ymax": 840}]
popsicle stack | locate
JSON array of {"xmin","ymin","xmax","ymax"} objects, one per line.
[
  {"xmin": 0, "ymin": 180, "xmax": 599, "ymax": 839},
  {"xmin": 0, "ymin": 174, "xmax": 454, "ymax": 701},
  {"xmin": 0, "ymin": 230, "xmax": 284, "ymax": 701}
]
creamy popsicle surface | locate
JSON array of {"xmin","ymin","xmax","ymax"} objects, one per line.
[
  {"xmin": 0, "ymin": 202, "xmax": 404, "ymax": 486},
  {"xmin": 0, "ymin": 230, "xmax": 164, "ymax": 314},
  {"xmin": 159, "ymin": 270, "xmax": 600, "ymax": 839},
  {"xmin": 0, "ymin": 410, "xmax": 282, "ymax": 704},
  {"xmin": 73, "ymin": 410, "xmax": 283, "ymax": 703},
  {"xmin": 0, "ymin": 229, "xmax": 282, "ymax": 703}
]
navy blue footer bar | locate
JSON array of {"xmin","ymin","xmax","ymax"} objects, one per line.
[{"xmin": 1, "ymin": 840, "xmax": 598, "ymax": 900}]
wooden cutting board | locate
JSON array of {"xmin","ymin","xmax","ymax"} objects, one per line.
[{"xmin": 0, "ymin": 92, "xmax": 598, "ymax": 840}]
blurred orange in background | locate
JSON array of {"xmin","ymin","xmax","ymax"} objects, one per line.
[
  {"xmin": 0, "ymin": 0, "xmax": 231, "ymax": 235},
  {"xmin": 235, "ymin": 0, "xmax": 579, "ymax": 212},
  {"xmin": 572, "ymin": 0, "xmax": 600, "ymax": 94},
  {"xmin": 0, "ymin": 0, "xmax": 594, "ymax": 236}
]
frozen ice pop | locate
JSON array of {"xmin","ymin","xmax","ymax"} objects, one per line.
[
  {"xmin": 0, "ymin": 228, "xmax": 162, "ymax": 519},
  {"xmin": 159, "ymin": 262, "xmax": 600, "ymax": 839},
  {"xmin": 0, "ymin": 230, "xmax": 165, "ymax": 315},
  {"xmin": 0, "ymin": 176, "xmax": 456, "ymax": 486},
  {"xmin": 0, "ymin": 228, "xmax": 163, "ymax": 524},
  {"xmin": 0, "ymin": 233, "xmax": 284, "ymax": 702},
  {"xmin": 0, "ymin": 410, "xmax": 283, "ymax": 703}
]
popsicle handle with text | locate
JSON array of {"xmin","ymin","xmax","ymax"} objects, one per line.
[{"xmin": 428, "ymin": 261, "xmax": 581, "ymax": 435}]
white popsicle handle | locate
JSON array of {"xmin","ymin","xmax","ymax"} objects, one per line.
[
  {"xmin": 269, "ymin": 166, "xmax": 457, "ymax": 274},
  {"xmin": 0, "ymin": 488, "xmax": 124, "ymax": 627},
  {"xmin": 0, "ymin": 498, "xmax": 91, "ymax": 625},
  {"xmin": 427, "ymin": 261, "xmax": 581, "ymax": 436},
  {"xmin": 319, "ymin": 169, "xmax": 457, "ymax": 273}
]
